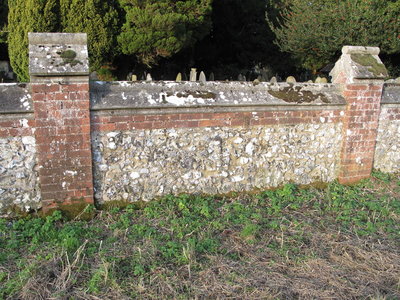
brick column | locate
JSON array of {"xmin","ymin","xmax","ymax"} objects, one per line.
[
  {"xmin": 330, "ymin": 46, "xmax": 387, "ymax": 184},
  {"xmin": 29, "ymin": 33, "xmax": 94, "ymax": 212}
]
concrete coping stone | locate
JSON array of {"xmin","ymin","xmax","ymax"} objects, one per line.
[
  {"xmin": 382, "ymin": 83, "xmax": 400, "ymax": 104},
  {"xmin": 0, "ymin": 83, "xmax": 33, "ymax": 114},
  {"xmin": 342, "ymin": 46, "xmax": 380, "ymax": 55},
  {"xmin": 28, "ymin": 32, "xmax": 89, "ymax": 77},
  {"xmin": 90, "ymin": 81, "xmax": 346, "ymax": 111}
]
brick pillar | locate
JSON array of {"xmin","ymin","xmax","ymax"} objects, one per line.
[
  {"xmin": 29, "ymin": 33, "xmax": 94, "ymax": 212},
  {"xmin": 330, "ymin": 46, "xmax": 387, "ymax": 184}
]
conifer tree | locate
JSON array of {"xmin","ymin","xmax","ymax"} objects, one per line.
[
  {"xmin": 60, "ymin": 0, "xmax": 120, "ymax": 71},
  {"xmin": 118, "ymin": 0, "xmax": 213, "ymax": 67},
  {"xmin": 0, "ymin": 1, "xmax": 8, "ymax": 43},
  {"xmin": 8, "ymin": 0, "xmax": 120, "ymax": 81},
  {"xmin": 8, "ymin": 0, "xmax": 59, "ymax": 82},
  {"xmin": 268, "ymin": 0, "xmax": 400, "ymax": 73}
]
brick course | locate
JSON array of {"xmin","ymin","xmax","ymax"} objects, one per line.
[{"xmin": 91, "ymin": 109, "xmax": 343, "ymax": 132}]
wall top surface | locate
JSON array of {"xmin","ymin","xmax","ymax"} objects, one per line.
[
  {"xmin": 90, "ymin": 81, "xmax": 346, "ymax": 110},
  {"xmin": 28, "ymin": 33, "xmax": 89, "ymax": 77},
  {"xmin": 0, "ymin": 83, "xmax": 32, "ymax": 114},
  {"xmin": 330, "ymin": 46, "xmax": 388, "ymax": 83},
  {"xmin": 382, "ymin": 84, "xmax": 400, "ymax": 104}
]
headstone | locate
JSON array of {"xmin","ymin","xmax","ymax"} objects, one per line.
[
  {"xmin": 0, "ymin": 61, "xmax": 9, "ymax": 73},
  {"xmin": 190, "ymin": 68, "xmax": 197, "ymax": 82},
  {"xmin": 176, "ymin": 73, "xmax": 182, "ymax": 82},
  {"xmin": 260, "ymin": 74, "xmax": 269, "ymax": 82},
  {"xmin": 199, "ymin": 71, "xmax": 206, "ymax": 83},
  {"xmin": 146, "ymin": 73, "xmax": 152, "ymax": 81},
  {"xmin": 270, "ymin": 76, "xmax": 277, "ymax": 83},
  {"xmin": 253, "ymin": 78, "xmax": 260, "ymax": 85},
  {"xmin": 209, "ymin": 72, "xmax": 215, "ymax": 81},
  {"xmin": 286, "ymin": 76, "xmax": 296, "ymax": 83},
  {"xmin": 89, "ymin": 71, "xmax": 98, "ymax": 81},
  {"xmin": 315, "ymin": 76, "xmax": 328, "ymax": 83},
  {"xmin": 395, "ymin": 77, "xmax": 400, "ymax": 84},
  {"xmin": 131, "ymin": 74, "xmax": 137, "ymax": 81}
]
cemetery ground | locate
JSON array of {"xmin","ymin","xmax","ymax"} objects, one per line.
[{"xmin": 0, "ymin": 171, "xmax": 399, "ymax": 299}]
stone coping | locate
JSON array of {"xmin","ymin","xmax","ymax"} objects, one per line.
[
  {"xmin": 0, "ymin": 83, "xmax": 32, "ymax": 114},
  {"xmin": 90, "ymin": 81, "xmax": 346, "ymax": 111},
  {"xmin": 28, "ymin": 32, "xmax": 89, "ymax": 77},
  {"xmin": 382, "ymin": 83, "xmax": 400, "ymax": 104}
]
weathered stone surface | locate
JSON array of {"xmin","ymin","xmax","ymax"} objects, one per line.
[
  {"xmin": 28, "ymin": 33, "xmax": 89, "ymax": 77},
  {"xmin": 374, "ymin": 106, "xmax": 400, "ymax": 173},
  {"xmin": 0, "ymin": 136, "xmax": 41, "ymax": 215},
  {"xmin": 90, "ymin": 81, "xmax": 345, "ymax": 110},
  {"xmin": 0, "ymin": 83, "xmax": 32, "ymax": 113},
  {"xmin": 286, "ymin": 76, "xmax": 296, "ymax": 83},
  {"xmin": 330, "ymin": 46, "xmax": 387, "ymax": 83},
  {"xmin": 315, "ymin": 77, "xmax": 328, "ymax": 83},
  {"xmin": 382, "ymin": 84, "xmax": 400, "ymax": 104},
  {"xmin": 199, "ymin": 71, "xmax": 206, "ymax": 83},
  {"xmin": 190, "ymin": 68, "xmax": 197, "ymax": 82},
  {"xmin": 92, "ymin": 123, "xmax": 342, "ymax": 203}
]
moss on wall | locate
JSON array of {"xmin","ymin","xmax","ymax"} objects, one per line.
[{"xmin": 351, "ymin": 54, "xmax": 388, "ymax": 77}]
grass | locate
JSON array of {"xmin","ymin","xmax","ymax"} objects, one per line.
[{"xmin": 0, "ymin": 171, "xmax": 399, "ymax": 299}]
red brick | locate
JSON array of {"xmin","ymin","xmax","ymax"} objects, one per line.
[
  {"xmin": 132, "ymin": 122, "xmax": 153, "ymax": 130},
  {"xmin": 54, "ymin": 92, "xmax": 70, "ymax": 101},
  {"xmin": 132, "ymin": 115, "xmax": 146, "ymax": 122},
  {"xmin": 198, "ymin": 120, "xmax": 229, "ymax": 127},
  {"xmin": 115, "ymin": 122, "xmax": 130, "ymax": 130},
  {"xmin": 109, "ymin": 115, "xmax": 133, "ymax": 123},
  {"xmin": 346, "ymin": 84, "xmax": 369, "ymax": 91},
  {"xmin": 230, "ymin": 119, "xmax": 245, "ymax": 127},
  {"xmin": 31, "ymin": 84, "xmax": 60, "ymax": 93},
  {"xmin": 179, "ymin": 113, "xmax": 203, "ymax": 120}
]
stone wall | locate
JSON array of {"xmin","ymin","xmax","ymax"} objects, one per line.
[
  {"xmin": 0, "ymin": 135, "xmax": 41, "ymax": 213},
  {"xmin": 0, "ymin": 35, "xmax": 399, "ymax": 216},
  {"xmin": 90, "ymin": 81, "xmax": 345, "ymax": 204},
  {"xmin": 92, "ymin": 116, "xmax": 343, "ymax": 204},
  {"xmin": 0, "ymin": 83, "xmax": 40, "ymax": 215},
  {"xmin": 374, "ymin": 84, "xmax": 400, "ymax": 172}
]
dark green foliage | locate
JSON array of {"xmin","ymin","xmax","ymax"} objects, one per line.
[
  {"xmin": 0, "ymin": 0, "xmax": 8, "ymax": 43},
  {"xmin": 7, "ymin": 0, "xmax": 120, "ymax": 81},
  {"xmin": 192, "ymin": 0, "xmax": 282, "ymax": 80},
  {"xmin": 8, "ymin": 0, "xmax": 59, "ymax": 82},
  {"xmin": 60, "ymin": 0, "xmax": 120, "ymax": 71},
  {"xmin": 118, "ymin": 0, "xmax": 213, "ymax": 67},
  {"xmin": 268, "ymin": 0, "xmax": 400, "ymax": 73}
]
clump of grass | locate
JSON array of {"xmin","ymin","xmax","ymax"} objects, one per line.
[{"xmin": 0, "ymin": 171, "xmax": 399, "ymax": 299}]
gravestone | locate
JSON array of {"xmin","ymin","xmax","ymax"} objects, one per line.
[
  {"xmin": 190, "ymin": 68, "xmax": 197, "ymax": 82},
  {"xmin": 286, "ymin": 76, "xmax": 296, "ymax": 83},
  {"xmin": 199, "ymin": 71, "xmax": 206, "ymax": 83}
]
